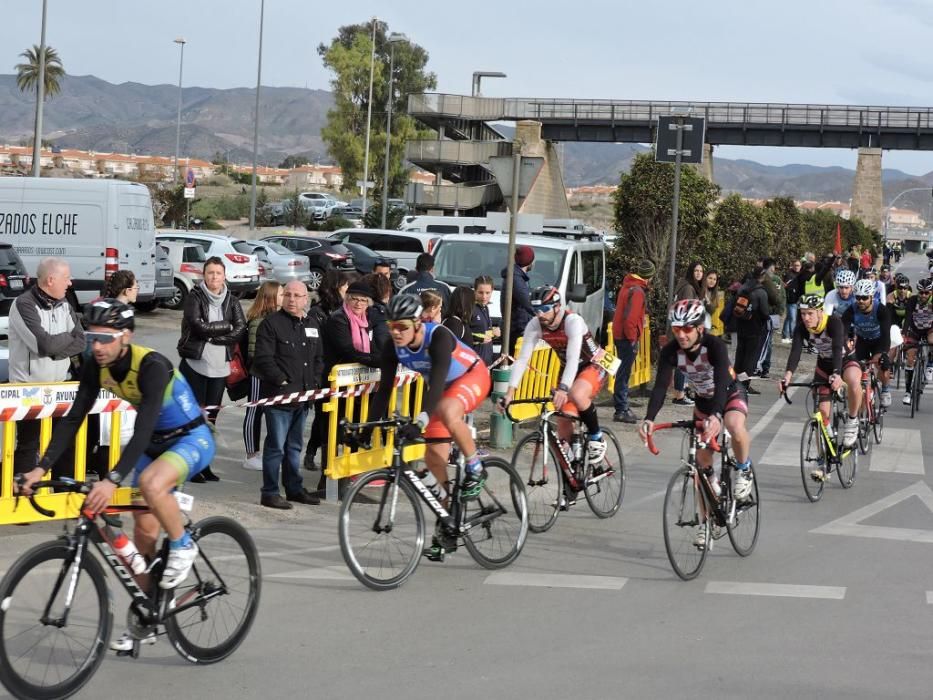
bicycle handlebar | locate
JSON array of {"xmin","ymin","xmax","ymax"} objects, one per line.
[
  {"xmin": 780, "ymin": 380, "xmax": 838, "ymax": 405},
  {"xmin": 501, "ymin": 397, "xmax": 584, "ymax": 425},
  {"xmin": 338, "ymin": 414, "xmax": 423, "ymax": 449},
  {"xmin": 13, "ymin": 475, "xmax": 91, "ymax": 519},
  {"xmin": 644, "ymin": 420, "xmax": 721, "ymax": 455}
]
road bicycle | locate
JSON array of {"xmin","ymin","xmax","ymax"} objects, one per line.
[
  {"xmin": 782, "ymin": 380, "xmax": 857, "ymax": 502},
  {"xmin": 856, "ymin": 360, "xmax": 884, "ymax": 454},
  {"xmin": 0, "ymin": 477, "xmax": 261, "ymax": 700},
  {"xmin": 907, "ymin": 337, "xmax": 930, "ymax": 419},
  {"xmin": 505, "ymin": 397, "xmax": 624, "ymax": 533},
  {"xmin": 337, "ymin": 415, "xmax": 528, "ymax": 591},
  {"xmin": 645, "ymin": 420, "xmax": 760, "ymax": 581}
]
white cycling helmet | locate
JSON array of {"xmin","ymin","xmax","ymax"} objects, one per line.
[
  {"xmin": 834, "ymin": 269, "xmax": 856, "ymax": 287},
  {"xmin": 854, "ymin": 279, "xmax": 875, "ymax": 298},
  {"xmin": 668, "ymin": 299, "xmax": 706, "ymax": 328}
]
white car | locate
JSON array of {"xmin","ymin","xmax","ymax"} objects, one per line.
[
  {"xmin": 158, "ymin": 242, "xmax": 206, "ymax": 310},
  {"xmin": 156, "ymin": 231, "xmax": 260, "ymax": 297}
]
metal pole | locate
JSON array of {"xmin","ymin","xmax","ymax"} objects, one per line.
[
  {"xmin": 500, "ymin": 145, "xmax": 522, "ymax": 360},
  {"xmin": 172, "ymin": 38, "xmax": 186, "ymax": 185},
  {"xmin": 667, "ymin": 118, "xmax": 685, "ymax": 305},
  {"xmin": 248, "ymin": 0, "xmax": 265, "ymax": 231},
  {"xmin": 380, "ymin": 42, "xmax": 396, "ymax": 230},
  {"xmin": 30, "ymin": 0, "xmax": 48, "ymax": 177},
  {"xmin": 361, "ymin": 18, "xmax": 378, "ymax": 218}
]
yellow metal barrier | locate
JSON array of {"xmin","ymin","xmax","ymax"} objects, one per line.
[
  {"xmin": 0, "ymin": 382, "xmax": 135, "ymax": 526},
  {"xmin": 324, "ymin": 364, "xmax": 426, "ymax": 480}
]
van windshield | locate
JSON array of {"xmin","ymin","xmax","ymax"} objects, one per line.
[{"xmin": 433, "ymin": 240, "xmax": 566, "ymax": 290}]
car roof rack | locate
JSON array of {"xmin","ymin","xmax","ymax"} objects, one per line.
[{"xmin": 535, "ymin": 228, "xmax": 604, "ymax": 241}]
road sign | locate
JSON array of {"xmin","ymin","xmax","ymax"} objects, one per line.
[
  {"xmin": 185, "ymin": 167, "xmax": 196, "ymax": 188},
  {"xmin": 184, "ymin": 187, "xmax": 196, "ymax": 199},
  {"xmin": 486, "ymin": 156, "xmax": 544, "ymax": 203},
  {"xmin": 655, "ymin": 116, "xmax": 706, "ymax": 164}
]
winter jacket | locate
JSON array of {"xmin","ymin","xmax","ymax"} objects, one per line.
[
  {"xmin": 612, "ymin": 274, "xmax": 649, "ymax": 342},
  {"xmin": 323, "ymin": 307, "xmax": 379, "ymax": 375},
  {"xmin": 735, "ymin": 279, "xmax": 770, "ymax": 337},
  {"xmin": 399, "ymin": 272, "xmax": 450, "ymax": 311},
  {"xmin": 763, "ymin": 273, "xmax": 786, "ymax": 315},
  {"xmin": 252, "ymin": 308, "xmax": 324, "ymax": 408},
  {"xmin": 501, "ymin": 264, "xmax": 534, "ymax": 338},
  {"xmin": 8, "ymin": 285, "xmax": 86, "ymax": 383},
  {"xmin": 783, "ymin": 271, "xmax": 802, "ymax": 306},
  {"xmin": 177, "ymin": 285, "xmax": 246, "ymax": 362},
  {"xmin": 470, "ymin": 302, "xmax": 494, "ymax": 366}
]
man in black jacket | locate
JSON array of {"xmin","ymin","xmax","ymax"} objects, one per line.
[
  {"xmin": 733, "ymin": 267, "xmax": 770, "ymax": 394},
  {"xmin": 502, "ymin": 245, "xmax": 536, "ymax": 357},
  {"xmin": 252, "ymin": 281, "xmax": 324, "ymax": 509},
  {"xmin": 399, "ymin": 253, "xmax": 450, "ymax": 310}
]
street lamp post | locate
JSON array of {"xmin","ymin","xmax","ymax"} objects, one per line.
[
  {"xmin": 361, "ymin": 17, "xmax": 379, "ymax": 219},
  {"xmin": 248, "ymin": 0, "xmax": 265, "ymax": 231},
  {"xmin": 381, "ymin": 32, "xmax": 408, "ymax": 230},
  {"xmin": 172, "ymin": 37, "xmax": 186, "ymax": 186},
  {"xmin": 471, "ymin": 71, "xmax": 506, "ymax": 97},
  {"xmin": 31, "ymin": 0, "xmax": 49, "ymax": 177},
  {"xmin": 883, "ymin": 187, "xmax": 931, "ymax": 249}
]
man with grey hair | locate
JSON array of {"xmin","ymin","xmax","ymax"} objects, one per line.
[{"xmin": 8, "ymin": 258, "xmax": 86, "ymax": 476}]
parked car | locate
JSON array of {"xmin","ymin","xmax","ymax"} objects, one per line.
[
  {"xmin": 327, "ymin": 239, "xmax": 401, "ymax": 289},
  {"xmin": 242, "ymin": 240, "xmax": 313, "ymax": 286},
  {"xmin": 0, "ymin": 244, "xmax": 30, "ymax": 337},
  {"xmin": 328, "ymin": 228, "xmax": 439, "ymax": 287},
  {"xmin": 298, "ymin": 192, "xmax": 344, "ymax": 218},
  {"xmin": 135, "ymin": 244, "xmax": 174, "ymax": 312},
  {"xmin": 155, "ymin": 231, "xmax": 260, "ymax": 297},
  {"xmin": 259, "ymin": 234, "xmax": 355, "ymax": 290},
  {"xmin": 159, "ymin": 242, "xmax": 206, "ymax": 310}
]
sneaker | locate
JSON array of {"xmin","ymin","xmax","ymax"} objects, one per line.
[
  {"xmin": 810, "ymin": 468, "xmax": 829, "ymax": 482},
  {"xmin": 925, "ymin": 366, "xmax": 933, "ymax": 383},
  {"xmin": 746, "ymin": 385, "xmax": 761, "ymax": 395},
  {"xmin": 694, "ymin": 524, "xmax": 709, "ymax": 550},
  {"xmin": 553, "ymin": 494, "xmax": 577, "ymax": 511},
  {"xmin": 842, "ymin": 416, "xmax": 858, "ymax": 447},
  {"xmin": 242, "ymin": 453, "xmax": 262, "ymax": 471},
  {"xmin": 110, "ymin": 629, "xmax": 157, "ymax": 652},
  {"xmin": 881, "ymin": 391, "xmax": 892, "ymax": 408},
  {"xmin": 758, "ymin": 371, "xmax": 771, "ymax": 380},
  {"xmin": 672, "ymin": 396, "xmax": 695, "ymax": 406},
  {"xmin": 613, "ymin": 409, "xmax": 638, "ymax": 424},
  {"xmin": 159, "ymin": 542, "xmax": 199, "ymax": 589},
  {"xmin": 733, "ymin": 467, "xmax": 753, "ymax": 502},
  {"xmin": 460, "ymin": 467, "xmax": 487, "ymax": 500},
  {"xmin": 903, "ymin": 393, "xmax": 912, "ymax": 406},
  {"xmin": 423, "ymin": 529, "xmax": 457, "ymax": 561},
  {"xmin": 586, "ymin": 436, "xmax": 607, "ymax": 464}
]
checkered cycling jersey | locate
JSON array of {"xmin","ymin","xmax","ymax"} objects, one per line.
[
  {"xmin": 676, "ymin": 344, "xmax": 719, "ymax": 398},
  {"xmin": 906, "ymin": 296, "xmax": 933, "ymax": 333},
  {"xmin": 646, "ymin": 334, "xmax": 734, "ymax": 422}
]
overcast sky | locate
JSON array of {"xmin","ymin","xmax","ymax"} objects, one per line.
[{"xmin": 5, "ymin": 0, "xmax": 933, "ymax": 174}]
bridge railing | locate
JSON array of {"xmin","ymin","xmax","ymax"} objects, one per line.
[{"xmin": 405, "ymin": 140, "xmax": 512, "ymax": 165}]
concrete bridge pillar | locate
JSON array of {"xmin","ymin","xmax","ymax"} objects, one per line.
[
  {"xmin": 850, "ymin": 147, "xmax": 883, "ymax": 232},
  {"xmin": 690, "ymin": 143, "xmax": 714, "ymax": 182}
]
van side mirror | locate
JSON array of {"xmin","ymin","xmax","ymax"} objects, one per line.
[{"xmin": 567, "ymin": 283, "xmax": 587, "ymax": 303}]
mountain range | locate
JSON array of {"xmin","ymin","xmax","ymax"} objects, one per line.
[{"xmin": 3, "ymin": 74, "xmax": 933, "ymax": 211}]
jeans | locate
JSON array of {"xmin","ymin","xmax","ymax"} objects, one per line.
[
  {"xmin": 262, "ymin": 406, "xmax": 308, "ymax": 497},
  {"xmin": 782, "ymin": 304, "xmax": 798, "ymax": 339},
  {"xmin": 613, "ymin": 339, "xmax": 638, "ymax": 413}
]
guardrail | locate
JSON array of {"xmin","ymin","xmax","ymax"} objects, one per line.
[
  {"xmin": 409, "ymin": 182, "xmax": 501, "ymax": 210},
  {"xmin": 0, "ymin": 382, "xmax": 135, "ymax": 526}
]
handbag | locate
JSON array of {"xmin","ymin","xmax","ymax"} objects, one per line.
[{"xmin": 226, "ymin": 345, "xmax": 248, "ymax": 387}]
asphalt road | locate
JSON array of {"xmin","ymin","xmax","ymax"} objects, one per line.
[{"xmin": 2, "ymin": 255, "xmax": 932, "ymax": 699}]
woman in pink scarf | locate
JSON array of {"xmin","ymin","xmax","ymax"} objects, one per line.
[{"xmin": 324, "ymin": 279, "xmax": 378, "ymax": 369}]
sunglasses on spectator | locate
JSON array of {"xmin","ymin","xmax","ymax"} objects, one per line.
[
  {"xmin": 533, "ymin": 304, "xmax": 556, "ymax": 314},
  {"xmin": 86, "ymin": 331, "xmax": 125, "ymax": 345},
  {"xmin": 388, "ymin": 320, "xmax": 416, "ymax": 333},
  {"xmin": 855, "ymin": 295, "xmax": 871, "ymax": 301}
]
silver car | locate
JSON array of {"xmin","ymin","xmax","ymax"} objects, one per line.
[{"xmin": 244, "ymin": 240, "xmax": 313, "ymax": 286}]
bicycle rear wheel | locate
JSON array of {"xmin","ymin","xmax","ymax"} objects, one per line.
[
  {"xmin": 662, "ymin": 466, "xmax": 708, "ymax": 581},
  {"xmin": 165, "ymin": 517, "xmax": 261, "ymax": 664},
  {"xmin": 799, "ymin": 419, "xmax": 825, "ymax": 503},
  {"xmin": 872, "ymin": 383, "xmax": 884, "ymax": 445},
  {"xmin": 584, "ymin": 428, "xmax": 625, "ymax": 518},
  {"xmin": 911, "ymin": 362, "xmax": 922, "ymax": 418},
  {"xmin": 0, "ymin": 540, "xmax": 112, "ymax": 700},
  {"xmin": 338, "ymin": 469, "xmax": 424, "ymax": 591},
  {"xmin": 856, "ymin": 393, "xmax": 871, "ymax": 455},
  {"xmin": 511, "ymin": 431, "xmax": 562, "ymax": 533},
  {"xmin": 727, "ymin": 465, "xmax": 760, "ymax": 556},
  {"xmin": 462, "ymin": 457, "xmax": 528, "ymax": 569},
  {"xmin": 836, "ymin": 442, "xmax": 858, "ymax": 489}
]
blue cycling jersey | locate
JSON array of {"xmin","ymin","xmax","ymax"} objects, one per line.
[
  {"xmin": 852, "ymin": 305, "xmax": 882, "ymax": 340},
  {"xmin": 395, "ymin": 322, "xmax": 478, "ymax": 386}
]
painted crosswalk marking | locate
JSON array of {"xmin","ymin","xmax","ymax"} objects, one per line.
[
  {"xmin": 760, "ymin": 421, "xmax": 804, "ymax": 466},
  {"xmin": 866, "ymin": 428, "xmax": 924, "ymax": 474},
  {"xmin": 266, "ymin": 566, "xmax": 355, "ymax": 581},
  {"xmin": 811, "ymin": 481, "xmax": 933, "ymax": 543},
  {"xmin": 485, "ymin": 573, "xmax": 628, "ymax": 590},
  {"xmin": 705, "ymin": 581, "xmax": 846, "ymax": 600}
]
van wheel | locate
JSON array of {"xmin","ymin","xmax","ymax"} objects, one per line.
[
  {"xmin": 308, "ymin": 268, "xmax": 325, "ymax": 291},
  {"xmin": 163, "ymin": 281, "xmax": 188, "ymax": 310}
]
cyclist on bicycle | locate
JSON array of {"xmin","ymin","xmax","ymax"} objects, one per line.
[
  {"xmin": 16, "ymin": 299, "xmax": 214, "ymax": 650},
  {"xmin": 782, "ymin": 293, "xmax": 862, "ymax": 461},
  {"xmin": 823, "ymin": 269, "xmax": 859, "ymax": 317},
  {"xmin": 901, "ymin": 276, "xmax": 933, "ymax": 405},
  {"xmin": 639, "ymin": 299, "xmax": 754, "ymax": 504},
  {"xmin": 500, "ymin": 285, "xmax": 609, "ymax": 465},
  {"xmin": 887, "ymin": 274, "xmax": 912, "ymax": 329},
  {"xmin": 842, "ymin": 278, "xmax": 894, "ymax": 408}
]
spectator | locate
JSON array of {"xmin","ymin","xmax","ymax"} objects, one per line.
[
  {"xmin": 502, "ymin": 245, "xmax": 535, "ymax": 357},
  {"xmin": 671, "ymin": 261, "xmax": 705, "ymax": 405},
  {"xmin": 705, "ymin": 270, "xmax": 725, "ymax": 337},
  {"xmin": 399, "ymin": 253, "xmax": 450, "ymax": 310},
  {"xmin": 177, "ymin": 256, "xmax": 247, "ymax": 483},
  {"xmin": 860, "ymin": 246, "xmax": 873, "ymax": 276},
  {"xmin": 8, "ymin": 257, "xmax": 86, "ymax": 478},
  {"xmin": 470, "ymin": 275, "xmax": 498, "ymax": 366},
  {"xmin": 373, "ymin": 258, "xmax": 393, "ymax": 281},
  {"xmin": 362, "ymin": 272, "xmax": 392, "ymax": 356},
  {"xmin": 252, "ymin": 280, "xmax": 323, "ymax": 509},
  {"xmin": 733, "ymin": 266, "xmax": 770, "ymax": 394},
  {"xmin": 756, "ymin": 257, "xmax": 785, "ymax": 379},
  {"xmin": 420, "ymin": 290, "xmax": 443, "ymax": 323},
  {"xmin": 782, "ymin": 258, "xmax": 803, "ymax": 343},
  {"xmin": 242, "ymin": 281, "xmax": 283, "ymax": 472},
  {"xmin": 443, "ymin": 286, "xmax": 476, "ymax": 343},
  {"xmin": 847, "ymin": 246, "xmax": 860, "ymax": 274},
  {"xmin": 323, "ymin": 280, "xmax": 379, "ymax": 371},
  {"xmin": 612, "ymin": 259, "xmax": 654, "ymax": 423}
]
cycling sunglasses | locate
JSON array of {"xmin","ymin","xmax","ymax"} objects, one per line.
[
  {"xmin": 388, "ymin": 319, "xmax": 417, "ymax": 333},
  {"xmin": 855, "ymin": 295, "xmax": 871, "ymax": 301},
  {"xmin": 86, "ymin": 331, "xmax": 125, "ymax": 345},
  {"xmin": 533, "ymin": 304, "xmax": 556, "ymax": 314}
]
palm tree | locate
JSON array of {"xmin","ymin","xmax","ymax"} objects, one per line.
[{"xmin": 15, "ymin": 45, "xmax": 65, "ymax": 99}]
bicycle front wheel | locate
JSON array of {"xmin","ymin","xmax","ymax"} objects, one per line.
[
  {"xmin": 0, "ymin": 540, "xmax": 112, "ymax": 700},
  {"xmin": 727, "ymin": 465, "xmax": 761, "ymax": 556},
  {"xmin": 584, "ymin": 428, "xmax": 625, "ymax": 518},
  {"xmin": 872, "ymin": 384, "xmax": 884, "ymax": 445},
  {"xmin": 165, "ymin": 516, "xmax": 261, "ymax": 664},
  {"xmin": 462, "ymin": 457, "xmax": 528, "ymax": 569},
  {"xmin": 338, "ymin": 470, "xmax": 424, "ymax": 591},
  {"xmin": 511, "ymin": 431, "xmax": 562, "ymax": 533},
  {"xmin": 836, "ymin": 442, "xmax": 858, "ymax": 489},
  {"xmin": 799, "ymin": 419, "xmax": 825, "ymax": 503},
  {"xmin": 662, "ymin": 466, "xmax": 708, "ymax": 581}
]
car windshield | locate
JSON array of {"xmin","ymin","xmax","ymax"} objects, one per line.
[
  {"xmin": 260, "ymin": 241, "xmax": 291, "ymax": 255},
  {"xmin": 433, "ymin": 240, "xmax": 566, "ymax": 290}
]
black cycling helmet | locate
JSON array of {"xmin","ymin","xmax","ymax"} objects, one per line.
[
  {"xmin": 530, "ymin": 285, "xmax": 561, "ymax": 309},
  {"xmin": 918, "ymin": 278, "xmax": 933, "ymax": 293},
  {"xmin": 797, "ymin": 294, "xmax": 824, "ymax": 310},
  {"xmin": 83, "ymin": 298, "xmax": 135, "ymax": 331},
  {"xmin": 386, "ymin": 293, "xmax": 423, "ymax": 321}
]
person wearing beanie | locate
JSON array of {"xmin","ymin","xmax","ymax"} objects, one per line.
[
  {"xmin": 502, "ymin": 245, "xmax": 536, "ymax": 356},
  {"xmin": 612, "ymin": 259, "xmax": 654, "ymax": 423}
]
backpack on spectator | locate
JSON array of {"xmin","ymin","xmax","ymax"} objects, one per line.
[{"xmin": 732, "ymin": 291, "xmax": 753, "ymax": 320}]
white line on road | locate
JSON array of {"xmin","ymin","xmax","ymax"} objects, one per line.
[
  {"xmin": 926, "ymin": 591, "xmax": 933, "ymax": 605},
  {"xmin": 705, "ymin": 581, "xmax": 846, "ymax": 600},
  {"xmin": 759, "ymin": 421, "xmax": 803, "ymax": 466},
  {"xmin": 266, "ymin": 565, "xmax": 355, "ymax": 581},
  {"xmin": 485, "ymin": 572, "xmax": 628, "ymax": 590},
  {"xmin": 749, "ymin": 387, "xmax": 797, "ymax": 442},
  {"xmin": 868, "ymin": 428, "xmax": 924, "ymax": 474},
  {"xmin": 811, "ymin": 481, "xmax": 933, "ymax": 543}
]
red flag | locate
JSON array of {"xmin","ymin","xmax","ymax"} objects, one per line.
[{"xmin": 833, "ymin": 221, "xmax": 843, "ymax": 256}]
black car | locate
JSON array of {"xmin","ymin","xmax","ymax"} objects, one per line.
[
  {"xmin": 327, "ymin": 239, "xmax": 402, "ymax": 289},
  {"xmin": 0, "ymin": 244, "xmax": 30, "ymax": 318},
  {"xmin": 259, "ymin": 234, "xmax": 355, "ymax": 290}
]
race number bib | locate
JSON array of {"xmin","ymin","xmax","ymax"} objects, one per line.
[{"xmin": 592, "ymin": 349, "xmax": 622, "ymax": 374}]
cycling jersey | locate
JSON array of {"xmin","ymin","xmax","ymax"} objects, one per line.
[
  {"xmin": 646, "ymin": 334, "xmax": 735, "ymax": 421},
  {"xmin": 786, "ymin": 313, "xmax": 848, "ymax": 376},
  {"xmin": 888, "ymin": 290, "xmax": 911, "ymax": 327},
  {"xmin": 395, "ymin": 322, "xmax": 478, "ymax": 386},
  {"xmin": 905, "ymin": 296, "xmax": 933, "ymax": 336},
  {"xmin": 842, "ymin": 303, "xmax": 891, "ymax": 357},
  {"xmin": 509, "ymin": 311, "xmax": 601, "ymax": 391}
]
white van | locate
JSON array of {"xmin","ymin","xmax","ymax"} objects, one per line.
[{"xmin": 0, "ymin": 178, "xmax": 157, "ymax": 304}]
